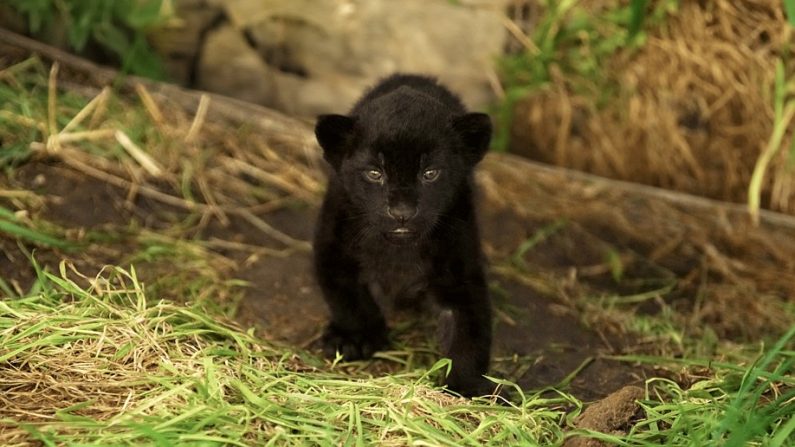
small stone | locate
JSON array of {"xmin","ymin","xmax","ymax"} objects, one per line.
[{"xmin": 564, "ymin": 385, "xmax": 645, "ymax": 447}]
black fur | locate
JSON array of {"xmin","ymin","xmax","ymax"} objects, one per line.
[{"xmin": 313, "ymin": 74, "xmax": 493, "ymax": 396}]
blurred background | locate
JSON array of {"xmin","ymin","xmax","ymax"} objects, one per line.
[{"xmin": 3, "ymin": 0, "xmax": 793, "ymax": 217}]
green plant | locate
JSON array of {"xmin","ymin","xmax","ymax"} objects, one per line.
[
  {"xmin": 785, "ymin": 0, "xmax": 795, "ymax": 26},
  {"xmin": 6, "ymin": 0, "xmax": 170, "ymax": 79},
  {"xmin": 495, "ymin": 0, "xmax": 678, "ymax": 150},
  {"xmin": 0, "ymin": 262, "xmax": 575, "ymax": 446},
  {"xmin": 748, "ymin": 60, "xmax": 795, "ymax": 225},
  {"xmin": 0, "ymin": 205, "xmax": 77, "ymax": 250}
]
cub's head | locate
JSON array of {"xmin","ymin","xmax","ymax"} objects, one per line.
[{"xmin": 315, "ymin": 88, "xmax": 491, "ymax": 244}]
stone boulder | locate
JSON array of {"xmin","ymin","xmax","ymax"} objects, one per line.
[{"xmin": 189, "ymin": 0, "xmax": 508, "ymax": 116}]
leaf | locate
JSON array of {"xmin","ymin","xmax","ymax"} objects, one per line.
[
  {"xmin": 66, "ymin": 1, "xmax": 104, "ymax": 50},
  {"xmin": 785, "ymin": 0, "xmax": 795, "ymax": 27},
  {"xmin": 91, "ymin": 22, "xmax": 131, "ymax": 57},
  {"xmin": 125, "ymin": 0, "xmax": 166, "ymax": 29},
  {"xmin": 606, "ymin": 249, "xmax": 624, "ymax": 283},
  {"xmin": 628, "ymin": 0, "xmax": 650, "ymax": 41},
  {"xmin": 123, "ymin": 34, "xmax": 168, "ymax": 80},
  {"xmin": 7, "ymin": 0, "xmax": 55, "ymax": 33}
]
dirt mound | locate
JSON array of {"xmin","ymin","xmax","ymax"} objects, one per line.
[
  {"xmin": 510, "ymin": 1, "xmax": 795, "ymax": 214},
  {"xmin": 564, "ymin": 385, "xmax": 645, "ymax": 447}
]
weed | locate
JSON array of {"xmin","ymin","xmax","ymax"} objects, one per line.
[
  {"xmin": 495, "ymin": 0, "xmax": 677, "ymax": 150},
  {"xmin": 5, "ymin": 0, "xmax": 171, "ymax": 79}
]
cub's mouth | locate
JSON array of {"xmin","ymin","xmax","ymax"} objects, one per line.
[{"xmin": 384, "ymin": 227, "xmax": 418, "ymax": 244}]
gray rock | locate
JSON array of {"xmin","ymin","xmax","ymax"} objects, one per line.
[
  {"xmin": 195, "ymin": 0, "xmax": 508, "ymax": 116},
  {"xmin": 197, "ymin": 24, "xmax": 275, "ymax": 105},
  {"xmin": 148, "ymin": 1, "xmax": 223, "ymax": 83}
]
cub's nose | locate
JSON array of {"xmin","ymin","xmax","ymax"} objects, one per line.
[{"xmin": 387, "ymin": 203, "xmax": 418, "ymax": 224}]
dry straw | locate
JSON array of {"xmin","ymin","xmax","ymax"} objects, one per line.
[
  {"xmin": 1, "ymin": 54, "xmax": 318, "ymax": 253},
  {"xmin": 0, "ymin": 263, "xmax": 568, "ymax": 445},
  {"xmin": 511, "ymin": 0, "xmax": 795, "ymax": 214}
]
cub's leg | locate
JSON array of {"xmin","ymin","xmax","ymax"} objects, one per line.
[
  {"xmin": 433, "ymin": 278, "xmax": 493, "ymax": 397},
  {"xmin": 314, "ymin": 246, "xmax": 388, "ymax": 360}
]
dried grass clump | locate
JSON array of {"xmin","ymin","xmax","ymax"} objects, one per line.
[
  {"xmin": 1, "ymin": 55, "xmax": 323, "ymax": 250},
  {"xmin": 511, "ymin": 1, "xmax": 795, "ymax": 213},
  {"xmin": 0, "ymin": 263, "xmax": 571, "ymax": 446},
  {"xmin": 0, "ymin": 264, "xmax": 281, "ymax": 444}
]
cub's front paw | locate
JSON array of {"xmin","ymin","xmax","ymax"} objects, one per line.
[
  {"xmin": 445, "ymin": 372, "xmax": 497, "ymax": 398},
  {"xmin": 321, "ymin": 324, "xmax": 388, "ymax": 360}
]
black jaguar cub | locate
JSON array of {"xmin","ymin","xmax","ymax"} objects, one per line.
[{"xmin": 313, "ymin": 74, "xmax": 493, "ymax": 396}]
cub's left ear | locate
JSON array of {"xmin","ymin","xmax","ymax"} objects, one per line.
[
  {"xmin": 315, "ymin": 114, "xmax": 356, "ymax": 169},
  {"xmin": 452, "ymin": 113, "xmax": 492, "ymax": 163}
]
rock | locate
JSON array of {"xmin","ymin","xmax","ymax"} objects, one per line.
[
  {"xmin": 192, "ymin": 0, "xmax": 508, "ymax": 116},
  {"xmin": 148, "ymin": 0, "xmax": 223, "ymax": 84},
  {"xmin": 564, "ymin": 385, "xmax": 645, "ymax": 447},
  {"xmin": 196, "ymin": 24, "xmax": 275, "ymax": 105}
]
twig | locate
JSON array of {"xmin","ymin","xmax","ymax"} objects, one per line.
[
  {"xmin": 0, "ymin": 110, "xmax": 46, "ymax": 132},
  {"xmin": 196, "ymin": 173, "xmax": 229, "ymax": 226},
  {"xmin": 89, "ymin": 85, "xmax": 110, "ymax": 129},
  {"xmin": 54, "ymin": 147, "xmax": 199, "ymax": 212},
  {"xmin": 53, "ymin": 129, "xmax": 116, "ymax": 144},
  {"xmin": 114, "ymin": 130, "xmax": 165, "ymax": 177},
  {"xmin": 203, "ymin": 238, "xmax": 295, "ymax": 258},
  {"xmin": 243, "ymin": 197, "xmax": 295, "ymax": 214},
  {"xmin": 232, "ymin": 209, "xmax": 311, "ymax": 251},
  {"xmin": 502, "ymin": 15, "xmax": 539, "ymax": 55},
  {"xmin": 220, "ymin": 155, "xmax": 319, "ymax": 204},
  {"xmin": 0, "ymin": 190, "xmax": 40, "ymax": 200},
  {"xmin": 46, "ymin": 62, "xmax": 60, "ymax": 152},
  {"xmin": 62, "ymin": 87, "xmax": 110, "ymax": 133},
  {"xmin": 135, "ymin": 83, "xmax": 165, "ymax": 126},
  {"xmin": 46, "ymin": 147, "xmax": 310, "ymax": 250},
  {"xmin": 186, "ymin": 94, "xmax": 210, "ymax": 143}
]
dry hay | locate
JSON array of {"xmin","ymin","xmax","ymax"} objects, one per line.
[
  {"xmin": 0, "ymin": 48, "xmax": 323, "ymax": 254},
  {"xmin": 510, "ymin": 0, "xmax": 795, "ymax": 214}
]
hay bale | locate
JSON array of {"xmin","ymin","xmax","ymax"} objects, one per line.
[{"xmin": 510, "ymin": 0, "xmax": 795, "ymax": 214}]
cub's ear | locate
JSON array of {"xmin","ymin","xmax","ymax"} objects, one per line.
[
  {"xmin": 452, "ymin": 112, "xmax": 492, "ymax": 163},
  {"xmin": 315, "ymin": 114, "xmax": 356, "ymax": 169}
]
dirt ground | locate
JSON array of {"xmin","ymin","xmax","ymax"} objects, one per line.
[{"xmin": 2, "ymin": 160, "xmax": 644, "ymax": 402}]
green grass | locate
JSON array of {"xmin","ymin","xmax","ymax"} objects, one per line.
[
  {"xmin": 0, "ymin": 205, "xmax": 77, "ymax": 250},
  {"xmin": 748, "ymin": 58, "xmax": 795, "ymax": 225},
  {"xmin": 0, "ymin": 262, "xmax": 575, "ymax": 446},
  {"xmin": 786, "ymin": 0, "xmax": 795, "ymax": 27},
  {"xmin": 607, "ymin": 326, "xmax": 795, "ymax": 447},
  {"xmin": 1, "ymin": 262, "xmax": 793, "ymax": 446},
  {"xmin": 0, "ymin": 56, "xmax": 170, "ymax": 171},
  {"xmin": 5, "ymin": 0, "xmax": 171, "ymax": 79}
]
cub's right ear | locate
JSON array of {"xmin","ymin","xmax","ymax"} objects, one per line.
[
  {"xmin": 315, "ymin": 114, "xmax": 355, "ymax": 169},
  {"xmin": 452, "ymin": 112, "xmax": 492, "ymax": 164}
]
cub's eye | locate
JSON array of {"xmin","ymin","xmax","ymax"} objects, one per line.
[
  {"xmin": 363, "ymin": 169, "xmax": 384, "ymax": 183},
  {"xmin": 421, "ymin": 168, "xmax": 441, "ymax": 182}
]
